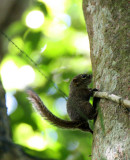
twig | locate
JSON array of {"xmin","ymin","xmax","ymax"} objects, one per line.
[{"xmin": 94, "ymin": 91, "xmax": 130, "ymax": 108}]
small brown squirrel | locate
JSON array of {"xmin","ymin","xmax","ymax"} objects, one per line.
[{"xmin": 27, "ymin": 74, "xmax": 98, "ymax": 134}]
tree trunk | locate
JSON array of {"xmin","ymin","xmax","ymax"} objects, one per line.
[
  {"xmin": 83, "ymin": 0, "xmax": 129, "ymax": 159},
  {"xmin": 0, "ymin": 0, "xmax": 30, "ymax": 61}
]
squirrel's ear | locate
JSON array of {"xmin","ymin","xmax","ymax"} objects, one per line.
[{"xmin": 73, "ymin": 78, "xmax": 79, "ymax": 86}]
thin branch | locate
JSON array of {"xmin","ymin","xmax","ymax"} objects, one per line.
[
  {"xmin": 94, "ymin": 91, "xmax": 130, "ymax": 108},
  {"xmin": 0, "ymin": 30, "xmax": 68, "ymax": 100}
]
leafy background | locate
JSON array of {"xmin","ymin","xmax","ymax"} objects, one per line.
[{"xmin": 0, "ymin": 0, "xmax": 93, "ymax": 159}]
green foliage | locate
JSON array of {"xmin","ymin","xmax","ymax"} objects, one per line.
[{"xmin": 0, "ymin": 0, "xmax": 93, "ymax": 159}]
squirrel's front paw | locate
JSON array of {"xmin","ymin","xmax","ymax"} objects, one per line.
[{"xmin": 92, "ymin": 88, "xmax": 98, "ymax": 92}]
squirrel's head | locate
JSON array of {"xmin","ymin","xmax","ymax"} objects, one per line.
[{"xmin": 70, "ymin": 74, "xmax": 92, "ymax": 89}]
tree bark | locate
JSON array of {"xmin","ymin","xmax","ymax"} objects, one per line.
[{"xmin": 83, "ymin": 0, "xmax": 129, "ymax": 160}]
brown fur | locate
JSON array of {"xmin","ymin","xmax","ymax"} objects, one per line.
[{"xmin": 27, "ymin": 74, "xmax": 98, "ymax": 134}]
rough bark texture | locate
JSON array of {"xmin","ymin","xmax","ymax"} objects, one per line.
[{"xmin": 83, "ymin": 0, "xmax": 129, "ymax": 160}]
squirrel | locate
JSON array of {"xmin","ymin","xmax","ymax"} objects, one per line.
[{"xmin": 27, "ymin": 74, "xmax": 98, "ymax": 134}]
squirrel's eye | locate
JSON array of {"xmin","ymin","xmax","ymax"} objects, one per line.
[{"xmin": 81, "ymin": 74, "xmax": 86, "ymax": 79}]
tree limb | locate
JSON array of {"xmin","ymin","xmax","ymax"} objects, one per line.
[{"xmin": 94, "ymin": 91, "xmax": 130, "ymax": 108}]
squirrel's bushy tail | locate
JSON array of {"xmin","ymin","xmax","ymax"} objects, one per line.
[{"xmin": 27, "ymin": 90, "xmax": 82, "ymax": 129}]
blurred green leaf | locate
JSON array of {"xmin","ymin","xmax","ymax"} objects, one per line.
[{"xmin": 1, "ymin": 0, "xmax": 93, "ymax": 159}]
